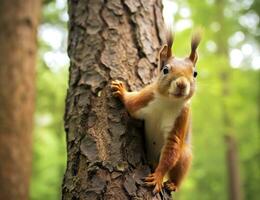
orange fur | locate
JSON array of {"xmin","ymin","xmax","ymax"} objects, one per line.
[
  {"xmin": 124, "ymin": 84, "xmax": 155, "ymax": 116},
  {"xmin": 111, "ymin": 80, "xmax": 155, "ymax": 116},
  {"xmin": 167, "ymin": 144, "xmax": 192, "ymax": 190},
  {"xmin": 145, "ymin": 106, "xmax": 191, "ymax": 192}
]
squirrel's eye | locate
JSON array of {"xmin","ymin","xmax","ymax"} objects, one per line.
[
  {"xmin": 193, "ymin": 71, "xmax": 198, "ymax": 78},
  {"xmin": 162, "ymin": 66, "xmax": 169, "ymax": 75}
]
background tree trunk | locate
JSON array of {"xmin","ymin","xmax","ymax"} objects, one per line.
[
  {"xmin": 225, "ymin": 135, "xmax": 242, "ymax": 200},
  {"xmin": 0, "ymin": 0, "xmax": 41, "ymax": 199},
  {"xmin": 215, "ymin": 0, "xmax": 243, "ymax": 199},
  {"xmin": 62, "ymin": 0, "xmax": 172, "ymax": 199}
]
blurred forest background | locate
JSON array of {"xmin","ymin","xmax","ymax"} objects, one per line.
[{"xmin": 30, "ymin": 0, "xmax": 259, "ymax": 199}]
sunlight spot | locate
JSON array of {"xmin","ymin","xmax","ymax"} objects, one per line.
[
  {"xmin": 239, "ymin": 12, "xmax": 259, "ymax": 30},
  {"xmin": 210, "ymin": 22, "xmax": 221, "ymax": 32},
  {"xmin": 241, "ymin": 0, "xmax": 254, "ymax": 10},
  {"xmin": 206, "ymin": 0, "xmax": 215, "ymax": 5},
  {"xmin": 228, "ymin": 31, "xmax": 245, "ymax": 46},
  {"xmin": 230, "ymin": 49, "xmax": 243, "ymax": 68},
  {"xmin": 224, "ymin": 7, "xmax": 233, "ymax": 18},
  {"xmin": 43, "ymin": 51, "xmax": 69, "ymax": 72},
  {"xmin": 241, "ymin": 43, "xmax": 253, "ymax": 56},
  {"xmin": 180, "ymin": 7, "xmax": 191, "ymax": 18},
  {"xmin": 60, "ymin": 12, "xmax": 69, "ymax": 22},
  {"xmin": 36, "ymin": 114, "xmax": 53, "ymax": 127},
  {"xmin": 56, "ymin": 0, "xmax": 66, "ymax": 9},
  {"xmin": 206, "ymin": 41, "xmax": 217, "ymax": 53},
  {"xmin": 175, "ymin": 19, "xmax": 193, "ymax": 32},
  {"xmin": 163, "ymin": 0, "xmax": 178, "ymax": 26},
  {"xmin": 39, "ymin": 25, "xmax": 63, "ymax": 50},
  {"xmin": 252, "ymin": 56, "xmax": 260, "ymax": 70}
]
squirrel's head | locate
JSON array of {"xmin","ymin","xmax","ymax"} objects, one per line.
[{"xmin": 156, "ymin": 30, "xmax": 201, "ymax": 102}]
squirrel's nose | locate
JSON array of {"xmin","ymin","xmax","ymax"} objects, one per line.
[{"xmin": 176, "ymin": 81, "xmax": 187, "ymax": 89}]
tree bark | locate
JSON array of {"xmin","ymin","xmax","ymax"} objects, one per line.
[
  {"xmin": 62, "ymin": 0, "xmax": 172, "ymax": 199},
  {"xmin": 0, "ymin": 0, "xmax": 41, "ymax": 200}
]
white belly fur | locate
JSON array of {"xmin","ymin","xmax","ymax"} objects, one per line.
[{"xmin": 135, "ymin": 93, "xmax": 184, "ymax": 166}]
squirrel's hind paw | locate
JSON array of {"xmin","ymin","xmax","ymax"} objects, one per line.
[
  {"xmin": 164, "ymin": 181, "xmax": 178, "ymax": 192},
  {"xmin": 144, "ymin": 173, "xmax": 164, "ymax": 194}
]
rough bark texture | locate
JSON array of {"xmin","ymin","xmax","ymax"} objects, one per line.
[
  {"xmin": 0, "ymin": 0, "xmax": 41, "ymax": 200},
  {"xmin": 62, "ymin": 0, "xmax": 172, "ymax": 199}
]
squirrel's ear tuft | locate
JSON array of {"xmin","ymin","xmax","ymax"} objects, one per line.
[
  {"xmin": 189, "ymin": 28, "xmax": 202, "ymax": 64},
  {"xmin": 158, "ymin": 44, "xmax": 169, "ymax": 71},
  {"xmin": 166, "ymin": 29, "xmax": 174, "ymax": 58},
  {"xmin": 158, "ymin": 29, "xmax": 174, "ymax": 71}
]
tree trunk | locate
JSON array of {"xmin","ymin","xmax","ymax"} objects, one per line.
[
  {"xmin": 62, "ymin": 0, "xmax": 172, "ymax": 199},
  {"xmin": 225, "ymin": 135, "xmax": 242, "ymax": 200},
  {"xmin": 0, "ymin": 1, "xmax": 41, "ymax": 200},
  {"xmin": 215, "ymin": 0, "xmax": 243, "ymax": 199}
]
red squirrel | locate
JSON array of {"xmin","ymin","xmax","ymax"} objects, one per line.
[{"xmin": 111, "ymin": 30, "xmax": 201, "ymax": 193}]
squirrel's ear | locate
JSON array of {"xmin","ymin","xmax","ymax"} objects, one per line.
[
  {"xmin": 158, "ymin": 44, "xmax": 171, "ymax": 71},
  {"xmin": 189, "ymin": 30, "xmax": 202, "ymax": 64},
  {"xmin": 159, "ymin": 44, "xmax": 168, "ymax": 59},
  {"xmin": 158, "ymin": 30, "xmax": 174, "ymax": 71}
]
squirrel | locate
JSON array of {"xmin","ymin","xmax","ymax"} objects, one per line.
[{"xmin": 111, "ymin": 30, "xmax": 201, "ymax": 194}]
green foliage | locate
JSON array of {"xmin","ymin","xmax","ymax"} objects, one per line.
[{"xmin": 30, "ymin": 60, "xmax": 68, "ymax": 200}]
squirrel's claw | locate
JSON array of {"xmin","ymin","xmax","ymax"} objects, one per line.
[
  {"xmin": 164, "ymin": 181, "xmax": 177, "ymax": 192},
  {"xmin": 144, "ymin": 173, "xmax": 164, "ymax": 194},
  {"xmin": 153, "ymin": 183, "xmax": 163, "ymax": 194},
  {"xmin": 111, "ymin": 80, "xmax": 123, "ymax": 86},
  {"xmin": 112, "ymin": 91, "xmax": 122, "ymax": 97},
  {"xmin": 111, "ymin": 80, "xmax": 125, "ymax": 100}
]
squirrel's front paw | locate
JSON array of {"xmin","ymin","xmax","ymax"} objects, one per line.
[
  {"xmin": 144, "ymin": 172, "xmax": 164, "ymax": 194},
  {"xmin": 164, "ymin": 181, "xmax": 177, "ymax": 192},
  {"xmin": 111, "ymin": 80, "xmax": 126, "ymax": 100}
]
